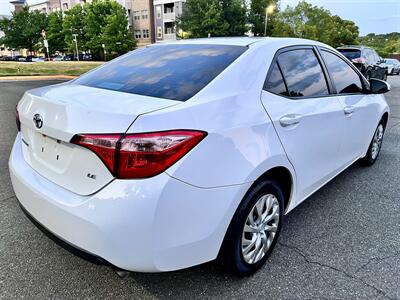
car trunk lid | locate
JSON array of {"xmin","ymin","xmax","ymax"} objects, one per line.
[{"xmin": 18, "ymin": 83, "xmax": 178, "ymax": 196}]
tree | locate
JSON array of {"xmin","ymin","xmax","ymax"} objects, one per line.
[
  {"xmin": 84, "ymin": 0, "xmax": 135, "ymax": 59},
  {"xmin": 248, "ymin": 0, "xmax": 278, "ymax": 36},
  {"xmin": 221, "ymin": 0, "xmax": 247, "ymax": 36},
  {"xmin": 358, "ymin": 33, "xmax": 400, "ymax": 57},
  {"xmin": 0, "ymin": 7, "xmax": 47, "ymax": 52},
  {"xmin": 178, "ymin": 0, "xmax": 229, "ymax": 38},
  {"xmin": 272, "ymin": 1, "xmax": 359, "ymax": 47},
  {"xmin": 62, "ymin": 5, "xmax": 86, "ymax": 54},
  {"xmin": 47, "ymin": 11, "xmax": 67, "ymax": 54}
]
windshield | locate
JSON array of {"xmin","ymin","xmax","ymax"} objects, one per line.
[
  {"xmin": 338, "ymin": 49, "xmax": 361, "ymax": 60},
  {"xmin": 75, "ymin": 44, "xmax": 247, "ymax": 101},
  {"xmin": 385, "ymin": 59, "xmax": 398, "ymax": 65}
]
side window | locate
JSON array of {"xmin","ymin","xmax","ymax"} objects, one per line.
[
  {"xmin": 321, "ymin": 50, "xmax": 363, "ymax": 94},
  {"xmin": 264, "ymin": 62, "xmax": 288, "ymax": 96},
  {"xmin": 278, "ymin": 49, "xmax": 329, "ymax": 97}
]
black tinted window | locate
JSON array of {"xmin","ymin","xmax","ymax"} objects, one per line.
[
  {"xmin": 264, "ymin": 62, "xmax": 288, "ymax": 96},
  {"xmin": 338, "ymin": 49, "xmax": 361, "ymax": 61},
  {"xmin": 278, "ymin": 49, "xmax": 329, "ymax": 97},
  {"xmin": 321, "ymin": 50, "xmax": 363, "ymax": 94},
  {"xmin": 75, "ymin": 44, "xmax": 247, "ymax": 101}
]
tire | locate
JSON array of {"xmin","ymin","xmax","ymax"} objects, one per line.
[
  {"xmin": 383, "ymin": 72, "xmax": 388, "ymax": 81},
  {"xmin": 359, "ymin": 120, "xmax": 385, "ymax": 166},
  {"xmin": 218, "ymin": 180, "xmax": 284, "ymax": 276}
]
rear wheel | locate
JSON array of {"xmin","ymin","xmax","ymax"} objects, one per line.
[
  {"xmin": 218, "ymin": 180, "xmax": 284, "ymax": 276},
  {"xmin": 360, "ymin": 120, "xmax": 385, "ymax": 166}
]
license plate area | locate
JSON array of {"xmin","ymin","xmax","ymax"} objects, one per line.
[{"xmin": 27, "ymin": 129, "xmax": 74, "ymax": 173}]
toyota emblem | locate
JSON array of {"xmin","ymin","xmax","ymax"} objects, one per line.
[{"xmin": 33, "ymin": 114, "xmax": 43, "ymax": 129}]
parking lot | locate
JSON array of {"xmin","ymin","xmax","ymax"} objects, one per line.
[{"xmin": 0, "ymin": 77, "xmax": 399, "ymax": 299}]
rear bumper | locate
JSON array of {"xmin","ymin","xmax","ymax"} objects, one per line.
[{"xmin": 9, "ymin": 134, "xmax": 251, "ymax": 272}]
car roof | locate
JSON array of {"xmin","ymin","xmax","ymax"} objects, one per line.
[
  {"xmin": 152, "ymin": 36, "xmax": 331, "ymax": 48},
  {"xmin": 337, "ymin": 45, "xmax": 371, "ymax": 50}
]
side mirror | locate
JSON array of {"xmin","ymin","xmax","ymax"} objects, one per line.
[{"xmin": 369, "ymin": 78, "xmax": 390, "ymax": 94}]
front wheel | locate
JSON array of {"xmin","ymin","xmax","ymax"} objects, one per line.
[
  {"xmin": 360, "ymin": 121, "xmax": 385, "ymax": 166},
  {"xmin": 218, "ymin": 180, "xmax": 284, "ymax": 276}
]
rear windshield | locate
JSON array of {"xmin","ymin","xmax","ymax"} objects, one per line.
[
  {"xmin": 75, "ymin": 44, "xmax": 247, "ymax": 101},
  {"xmin": 338, "ymin": 49, "xmax": 361, "ymax": 60}
]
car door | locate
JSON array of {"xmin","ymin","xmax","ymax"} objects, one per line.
[
  {"xmin": 261, "ymin": 47, "xmax": 345, "ymax": 203},
  {"xmin": 319, "ymin": 48, "xmax": 379, "ymax": 165}
]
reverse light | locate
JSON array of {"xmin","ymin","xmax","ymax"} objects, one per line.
[
  {"xmin": 71, "ymin": 130, "xmax": 207, "ymax": 179},
  {"xmin": 16, "ymin": 106, "xmax": 21, "ymax": 131},
  {"xmin": 351, "ymin": 57, "xmax": 366, "ymax": 64}
]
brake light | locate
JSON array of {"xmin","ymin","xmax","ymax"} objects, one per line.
[
  {"xmin": 16, "ymin": 106, "xmax": 21, "ymax": 131},
  {"xmin": 71, "ymin": 130, "xmax": 207, "ymax": 179},
  {"xmin": 351, "ymin": 57, "xmax": 366, "ymax": 64},
  {"xmin": 71, "ymin": 134, "xmax": 121, "ymax": 174}
]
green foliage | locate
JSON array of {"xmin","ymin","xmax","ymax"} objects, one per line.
[
  {"xmin": 178, "ymin": 0, "xmax": 247, "ymax": 38},
  {"xmin": 221, "ymin": 0, "xmax": 248, "ymax": 36},
  {"xmin": 47, "ymin": 12, "xmax": 67, "ymax": 54},
  {"xmin": 358, "ymin": 33, "xmax": 400, "ymax": 57},
  {"xmin": 84, "ymin": 0, "xmax": 135, "ymax": 58},
  {"xmin": 62, "ymin": 4, "xmax": 86, "ymax": 53},
  {"xmin": 248, "ymin": 0, "xmax": 278, "ymax": 36},
  {"xmin": 0, "ymin": 7, "xmax": 48, "ymax": 52},
  {"xmin": 272, "ymin": 1, "xmax": 359, "ymax": 47}
]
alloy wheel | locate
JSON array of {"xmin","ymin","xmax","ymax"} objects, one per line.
[
  {"xmin": 371, "ymin": 124, "xmax": 384, "ymax": 160},
  {"xmin": 241, "ymin": 194, "xmax": 280, "ymax": 264}
]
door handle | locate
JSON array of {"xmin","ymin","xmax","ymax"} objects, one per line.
[
  {"xmin": 279, "ymin": 114, "xmax": 303, "ymax": 127},
  {"xmin": 343, "ymin": 106, "xmax": 355, "ymax": 116}
]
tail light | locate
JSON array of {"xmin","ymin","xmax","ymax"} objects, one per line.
[
  {"xmin": 16, "ymin": 106, "xmax": 21, "ymax": 131},
  {"xmin": 351, "ymin": 57, "xmax": 366, "ymax": 64},
  {"xmin": 71, "ymin": 130, "xmax": 207, "ymax": 179}
]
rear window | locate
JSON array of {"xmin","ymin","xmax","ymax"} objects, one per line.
[
  {"xmin": 75, "ymin": 44, "xmax": 247, "ymax": 101},
  {"xmin": 338, "ymin": 49, "xmax": 361, "ymax": 60}
]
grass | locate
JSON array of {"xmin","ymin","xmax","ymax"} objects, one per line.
[{"xmin": 0, "ymin": 61, "xmax": 104, "ymax": 77}]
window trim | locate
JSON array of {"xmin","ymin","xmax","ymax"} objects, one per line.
[
  {"xmin": 316, "ymin": 46, "xmax": 370, "ymax": 95},
  {"xmin": 263, "ymin": 45, "xmax": 333, "ymax": 100}
]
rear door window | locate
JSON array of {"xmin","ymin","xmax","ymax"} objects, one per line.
[
  {"xmin": 75, "ymin": 44, "xmax": 247, "ymax": 101},
  {"xmin": 277, "ymin": 49, "xmax": 329, "ymax": 97},
  {"xmin": 264, "ymin": 62, "xmax": 288, "ymax": 96},
  {"xmin": 338, "ymin": 49, "xmax": 361, "ymax": 61},
  {"xmin": 321, "ymin": 50, "xmax": 363, "ymax": 94}
]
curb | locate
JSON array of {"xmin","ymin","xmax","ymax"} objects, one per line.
[{"xmin": 0, "ymin": 75, "xmax": 77, "ymax": 81}]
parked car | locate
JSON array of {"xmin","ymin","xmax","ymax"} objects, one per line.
[
  {"xmin": 30, "ymin": 57, "xmax": 45, "ymax": 62},
  {"xmin": 52, "ymin": 55, "xmax": 65, "ymax": 61},
  {"xmin": 10, "ymin": 38, "xmax": 390, "ymax": 276},
  {"xmin": 13, "ymin": 55, "xmax": 25, "ymax": 62},
  {"xmin": 25, "ymin": 55, "xmax": 38, "ymax": 62},
  {"xmin": 337, "ymin": 46, "xmax": 388, "ymax": 81},
  {"xmin": 384, "ymin": 58, "xmax": 400, "ymax": 75}
]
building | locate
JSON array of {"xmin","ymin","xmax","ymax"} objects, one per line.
[
  {"xmin": 9, "ymin": 0, "xmax": 156, "ymax": 47},
  {"xmin": 9, "ymin": 0, "xmax": 26, "ymax": 13},
  {"xmin": 127, "ymin": 0, "xmax": 155, "ymax": 46},
  {"xmin": 153, "ymin": 0, "xmax": 185, "ymax": 42}
]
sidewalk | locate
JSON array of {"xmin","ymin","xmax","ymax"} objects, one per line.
[{"xmin": 0, "ymin": 75, "xmax": 77, "ymax": 81}]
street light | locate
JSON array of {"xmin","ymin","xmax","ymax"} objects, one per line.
[{"xmin": 264, "ymin": 4, "xmax": 276, "ymax": 37}]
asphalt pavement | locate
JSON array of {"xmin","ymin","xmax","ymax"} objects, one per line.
[{"xmin": 0, "ymin": 78, "xmax": 399, "ymax": 299}]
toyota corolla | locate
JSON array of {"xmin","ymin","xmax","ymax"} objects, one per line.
[{"xmin": 9, "ymin": 37, "xmax": 390, "ymax": 276}]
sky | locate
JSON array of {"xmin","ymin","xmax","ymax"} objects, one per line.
[{"xmin": 1, "ymin": 0, "xmax": 399, "ymax": 35}]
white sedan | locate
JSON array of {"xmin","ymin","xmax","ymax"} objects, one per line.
[{"xmin": 9, "ymin": 37, "xmax": 390, "ymax": 276}]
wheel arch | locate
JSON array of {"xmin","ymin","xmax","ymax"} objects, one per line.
[
  {"xmin": 382, "ymin": 112, "xmax": 389, "ymax": 129},
  {"xmin": 251, "ymin": 166, "xmax": 294, "ymax": 214}
]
